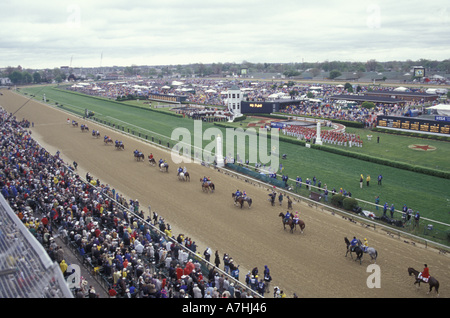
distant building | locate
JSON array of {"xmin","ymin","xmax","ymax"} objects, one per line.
[
  {"xmin": 0, "ymin": 77, "xmax": 12, "ymax": 85},
  {"xmin": 364, "ymin": 90, "xmax": 439, "ymax": 102},
  {"xmin": 227, "ymin": 85, "xmax": 243, "ymax": 118}
]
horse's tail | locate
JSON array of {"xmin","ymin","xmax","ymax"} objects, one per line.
[{"xmin": 344, "ymin": 237, "xmax": 350, "ymax": 246}]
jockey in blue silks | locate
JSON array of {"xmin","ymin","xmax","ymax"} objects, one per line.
[
  {"xmin": 178, "ymin": 167, "xmax": 183, "ymax": 175},
  {"xmin": 284, "ymin": 211, "xmax": 291, "ymax": 223},
  {"xmin": 350, "ymin": 236, "xmax": 358, "ymax": 251},
  {"xmin": 159, "ymin": 159, "xmax": 164, "ymax": 165}
]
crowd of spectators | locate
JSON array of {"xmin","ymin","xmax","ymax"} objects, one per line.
[
  {"xmin": 0, "ymin": 106, "xmax": 270, "ymax": 298},
  {"xmin": 66, "ymin": 78, "xmax": 439, "ymax": 129}
]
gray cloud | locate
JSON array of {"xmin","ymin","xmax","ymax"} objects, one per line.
[{"xmin": 1, "ymin": 0, "xmax": 449, "ymax": 69}]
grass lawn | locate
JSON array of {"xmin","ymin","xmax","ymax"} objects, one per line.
[{"xmin": 18, "ymin": 85, "xmax": 450, "ymax": 230}]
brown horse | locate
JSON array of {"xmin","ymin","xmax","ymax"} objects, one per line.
[
  {"xmin": 200, "ymin": 179, "xmax": 215, "ymax": 193},
  {"xmin": 408, "ymin": 267, "xmax": 440, "ymax": 296},
  {"xmin": 178, "ymin": 171, "xmax": 190, "ymax": 181},
  {"xmin": 279, "ymin": 212, "xmax": 294, "ymax": 233},
  {"xmin": 291, "ymin": 214, "xmax": 305, "ymax": 233},
  {"xmin": 92, "ymin": 130, "xmax": 100, "ymax": 138},
  {"xmin": 134, "ymin": 151, "xmax": 144, "ymax": 161},
  {"xmin": 104, "ymin": 137, "xmax": 113, "ymax": 145},
  {"xmin": 232, "ymin": 193, "xmax": 252, "ymax": 208}
]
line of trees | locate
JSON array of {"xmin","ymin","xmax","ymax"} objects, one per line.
[
  {"xmin": 1, "ymin": 66, "xmax": 69, "ymax": 85},
  {"xmin": 2, "ymin": 58, "xmax": 449, "ymax": 84}
]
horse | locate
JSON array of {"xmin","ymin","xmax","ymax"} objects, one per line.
[
  {"xmin": 232, "ymin": 193, "xmax": 252, "ymax": 209},
  {"xmin": 104, "ymin": 137, "xmax": 113, "ymax": 145},
  {"xmin": 279, "ymin": 213, "xmax": 295, "ymax": 233},
  {"xmin": 178, "ymin": 171, "xmax": 190, "ymax": 181},
  {"xmin": 290, "ymin": 214, "xmax": 305, "ymax": 233},
  {"xmin": 200, "ymin": 179, "xmax": 215, "ymax": 193},
  {"xmin": 148, "ymin": 157, "xmax": 156, "ymax": 166},
  {"xmin": 358, "ymin": 239, "xmax": 378, "ymax": 263},
  {"xmin": 115, "ymin": 142, "xmax": 124, "ymax": 150},
  {"xmin": 92, "ymin": 130, "xmax": 100, "ymax": 138},
  {"xmin": 72, "ymin": 121, "xmax": 78, "ymax": 127},
  {"xmin": 344, "ymin": 237, "xmax": 363, "ymax": 265},
  {"xmin": 159, "ymin": 162, "xmax": 169, "ymax": 172},
  {"xmin": 408, "ymin": 267, "xmax": 440, "ymax": 296},
  {"xmin": 81, "ymin": 124, "xmax": 89, "ymax": 132},
  {"xmin": 134, "ymin": 151, "xmax": 144, "ymax": 161}
]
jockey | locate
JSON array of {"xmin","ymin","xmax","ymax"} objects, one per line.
[
  {"xmin": 242, "ymin": 191, "xmax": 247, "ymax": 198},
  {"xmin": 363, "ymin": 238, "xmax": 369, "ymax": 252},
  {"xmin": 115, "ymin": 140, "xmax": 119, "ymax": 145},
  {"xmin": 149, "ymin": 153, "xmax": 153, "ymax": 160},
  {"xmin": 284, "ymin": 211, "xmax": 291, "ymax": 223},
  {"xmin": 159, "ymin": 159, "xmax": 163, "ymax": 165},
  {"xmin": 293, "ymin": 211, "xmax": 299, "ymax": 224},
  {"xmin": 350, "ymin": 236, "xmax": 358, "ymax": 251},
  {"xmin": 418, "ymin": 264, "xmax": 430, "ymax": 282},
  {"xmin": 177, "ymin": 167, "xmax": 183, "ymax": 175},
  {"xmin": 235, "ymin": 189, "xmax": 241, "ymax": 197},
  {"xmin": 203, "ymin": 176, "xmax": 209, "ymax": 184},
  {"xmin": 183, "ymin": 166, "xmax": 187, "ymax": 174}
]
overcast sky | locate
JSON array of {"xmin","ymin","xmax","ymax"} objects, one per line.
[{"xmin": 1, "ymin": 0, "xmax": 449, "ymax": 69}]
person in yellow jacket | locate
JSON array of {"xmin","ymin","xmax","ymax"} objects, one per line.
[
  {"xmin": 363, "ymin": 238, "xmax": 369, "ymax": 252},
  {"xmin": 366, "ymin": 175, "xmax": 371, "ymax": 186},
  {"xmin": 60, "ymin": 260, "xmax": 68, "ymax": 276}
]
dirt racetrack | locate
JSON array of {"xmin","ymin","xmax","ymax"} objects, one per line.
[{"xmin": 1, "ymin": 88, "xmax": 449, "ymax": 298}]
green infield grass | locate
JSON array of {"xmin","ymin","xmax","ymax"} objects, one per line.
[{"xmin": 18, "ymin": 85, "xmax": 450, "ymax": 243}]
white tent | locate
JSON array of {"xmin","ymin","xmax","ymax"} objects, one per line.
[
  {"xmin": 427, "ymin": 104, "xmax": 450, "ymax": 116},
  {"xmin": 426, "ymin": 88, "xmax": 448, "ymax": 95},
  {"xmin": 393, "ymin": 86, "xmax": 408, "ymax": 92}
]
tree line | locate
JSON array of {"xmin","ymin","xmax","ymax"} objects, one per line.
[{"xmin": 2, "ymin": 58, "xmax": 449, "ymax": 84}]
